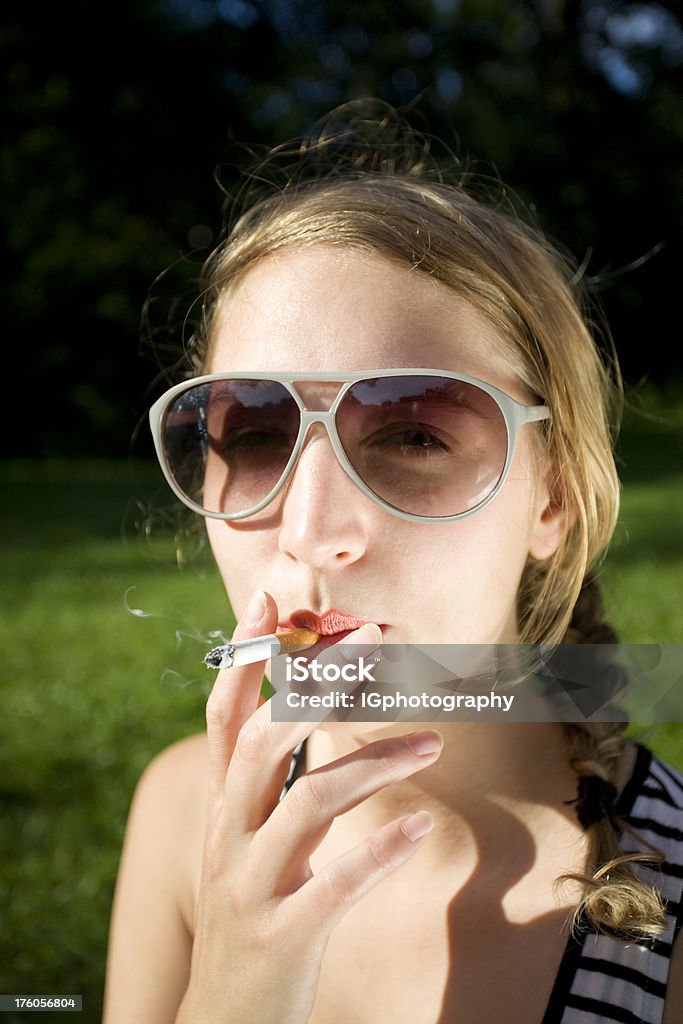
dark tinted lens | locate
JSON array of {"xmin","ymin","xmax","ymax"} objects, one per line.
[
  {"xmin": 336, "ymin": 376, "xmax": 508, "ymax": 517},
  {"xmin": 162, "ymin": 379, "xmax": 300, "ymax": 514}
]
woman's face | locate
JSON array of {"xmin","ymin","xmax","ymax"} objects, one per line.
[{"xmin": 206, "ymin": 245, "xmax": 564, "ymax": 649}]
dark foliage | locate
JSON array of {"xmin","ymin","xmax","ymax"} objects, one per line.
[{"xmin": 4, "ymin": 0, "xmax": 682, "ymax": 456}]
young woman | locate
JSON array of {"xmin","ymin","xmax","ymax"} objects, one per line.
[{"xmin": 103, "ymin": 106, "xmax": 683, "ymax": 1023}]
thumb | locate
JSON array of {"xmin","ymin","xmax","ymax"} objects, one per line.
[{"xmin": 231, "ymin": 589, "xmax": 279, "ymax": 643}]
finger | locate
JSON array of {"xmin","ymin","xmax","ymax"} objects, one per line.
[
  {"xmin": 291, "ymin": 808, "xmax": 435, "ymax": 934},
  {"xmin": 205, "ymin": 589, "xmax": 278, "ymax": 810},
  {"xmin": 223, "ymin": 622, "xmax": 383, "ymax": 834},
  {"xmin": 254, "ymin": 730, "xmax": 444, "ymax": 883}
]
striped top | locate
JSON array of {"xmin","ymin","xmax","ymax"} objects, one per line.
[
  {"xmin": 280, "ymin": 742, "xmax": 683, "ymax": 1023},
  {"xmin": 542, "ymin": 744, "xmax": 683, "ymax": 1024}
]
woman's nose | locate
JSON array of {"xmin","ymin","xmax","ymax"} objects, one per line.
[{"xmin": 277, "ymin": 424, "xmax": 369, "ymax": 568}]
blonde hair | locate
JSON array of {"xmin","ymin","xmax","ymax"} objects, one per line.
[{"xmin": 185, "ymin": 103, "xmax": 666, "ymax": 939}]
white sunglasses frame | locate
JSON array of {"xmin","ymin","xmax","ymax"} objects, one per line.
[{"xmin": 149, "ymin": 369, "xmax": 551, "ymax": 524}]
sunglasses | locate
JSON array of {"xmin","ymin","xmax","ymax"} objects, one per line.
[{"xmin": 149, "ymin": 370, "xmax": 550, "ymax": 524}]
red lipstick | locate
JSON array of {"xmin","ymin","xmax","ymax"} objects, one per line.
[{"xmin": 279, "ymin": 609, "xmax": 372, "ymax": 636}]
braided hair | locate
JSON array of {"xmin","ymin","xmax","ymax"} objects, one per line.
[{"xmin": 555, "ymin": 574, "xmax": 666, "ymax": 937}]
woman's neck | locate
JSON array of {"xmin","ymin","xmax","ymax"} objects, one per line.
[{"xmin": 305, "ymin": 723, "xmax": 584, "ymax": 873}]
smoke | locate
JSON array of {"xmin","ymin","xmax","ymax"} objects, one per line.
[{"xmin": 123, "ymin": 585, "xmax": 228, "ymax": 689}]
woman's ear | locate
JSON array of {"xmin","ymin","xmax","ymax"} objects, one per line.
[{"xmin": 528, "ymin": 461, "xmax": 578, "ymax": 561}]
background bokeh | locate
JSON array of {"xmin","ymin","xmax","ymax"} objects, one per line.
[
  {"xmin": 2, "ymin": 1, "xmax": 682, "ymax": 1020},
  {"xmin": 4, "ymin": 0, "xmax": 683, "ymax": 457}
]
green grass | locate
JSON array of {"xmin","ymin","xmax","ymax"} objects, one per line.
[
  {"xmin": 600, "ymin": 382, "xmax": 683, "ymax": 645},
  {"xmin": 0, "ymin": 462, "xmax": 224, "ymax": 1023},
  {"xmin": 0, "ymin": 388, "xmax": 682, "ymax": 1022}
]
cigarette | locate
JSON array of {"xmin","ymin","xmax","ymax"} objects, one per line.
[{"xmin": 204, "ymin": 627, "xmax": 321, "ymax": 670}]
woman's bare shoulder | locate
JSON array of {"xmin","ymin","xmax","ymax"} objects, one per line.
[
  {"xmin": 135, "ymin": 732, "xmax": 210, "ymax": 874},
  {"xmin": 142, "ymin": 730, "xmax": 209, "ymax": 793},
  {"xmin": 129, "ymin": 732, "xmax": 207, "ymax": 818},
  {"xmin": 103, "ymin": 733, "xmax": 210, "ymax": 1023},
  {"xmin": 124, "ymin": 730, "xmax": 210, "ymax": 897}
]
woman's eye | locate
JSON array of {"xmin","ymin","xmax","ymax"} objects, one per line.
[
  {"xmin": 372, "ymin": 425, "xmax": 452, "ymax": 456},
  {"xmin": 398, "ymin": 429, "xmax": 445, "ymax": 453}
]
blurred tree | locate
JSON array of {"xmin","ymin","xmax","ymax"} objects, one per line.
[{"xmin": 3, "ymin": 0, "xmax": 682, "ymax": 456}]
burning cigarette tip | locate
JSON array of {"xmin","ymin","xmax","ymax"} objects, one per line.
[{"xmin": 204, "ymin": 645, "xmax": 235, "ymax": 669}]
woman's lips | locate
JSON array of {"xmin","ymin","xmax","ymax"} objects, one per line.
[
  {"xmin": 279, "ymin": 609, "xmax": 373, "ymax": 636},
  {"xmin": 277, "ymin": 610, "xmax": 387, "ymax": 658}
]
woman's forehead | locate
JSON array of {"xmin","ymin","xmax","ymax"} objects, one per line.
[{"xmin": 209, "ymin": 245, "xmax": 526, "ymax": 390}]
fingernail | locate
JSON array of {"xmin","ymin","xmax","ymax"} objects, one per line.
[
  {"xmin": 400, "ymin": 810, "xmax": 434, "ymax": 842},
  {"xmin": 404, "ymin": 731, "xmax": 444, "ymax": 757},
  {"xmin": 244, "ymin": 590, "xmax": 267, "ymax": 625},
  {"xmin": 341, "ymin": 622, "xmax": 383, "ymax": 658}
]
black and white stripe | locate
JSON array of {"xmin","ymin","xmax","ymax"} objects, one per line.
[
  {"xmin": 543, "ymin": 745, "xmax": 683, "ymax": 1023},
  {"xmin": 278, "ymin": 739, "xmax": 306, "ymax": 802}
]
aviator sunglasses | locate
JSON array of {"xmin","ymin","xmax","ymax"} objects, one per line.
[{"xmin": 149, "ymin": 370, "xmax": 551, "ymax": 524}]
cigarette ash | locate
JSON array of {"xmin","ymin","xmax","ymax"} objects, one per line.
[{"xmin": 204, "ymin": 645, "xmax": 236, "ymax": 669}]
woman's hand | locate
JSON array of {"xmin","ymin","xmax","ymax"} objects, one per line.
[{"xmin": 176, "ymin": 589, "xmax": 443, "ymax": 1024}]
